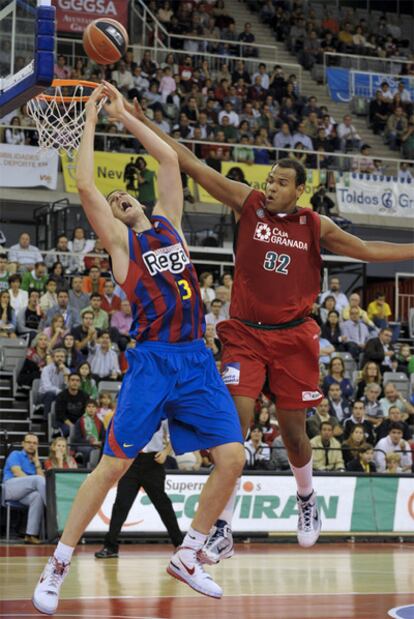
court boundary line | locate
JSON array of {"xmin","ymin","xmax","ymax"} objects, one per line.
[{"xmin": 1, "ymin": 592, "xmax": 414, "ymax": 602}]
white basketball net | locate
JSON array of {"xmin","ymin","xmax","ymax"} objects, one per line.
[{"xmin": 27, "ymin": 83, "xmax": 104, "ymax": 158}]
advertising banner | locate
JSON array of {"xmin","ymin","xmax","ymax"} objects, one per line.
[
  {"xmin": 61, "ymin": 151, "xmax": 159, "ymax": 196},
  {"xmin": 62, "ymin": 151, "xmax": 319, "ymax": 208},
  {"xmin": 52, "ymin": 473, "xmax": 414, "ymax": 535},
  {"xmin": 393, "ymin": 478, "xmax": 414, "ymax": 532},
  {"xmin": 0, "ymin": 144, "xmax": 58, "ymax": 189},
  {"xmin": 336, "ymin": 173, "xmax": 414, "ymax": 219},
  {"xmin": 326, "ymin": 67, "xmax": 414, "ymax": 102},
  {"xmin": 53, "ymin": 0, "xmax": 128, "ymax": 34},
  {"xmin": 191, "ymin": 163, "xmax": 320, "ymax": 208}
]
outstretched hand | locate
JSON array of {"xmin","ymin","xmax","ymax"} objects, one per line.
[
  {"xmin": 101, "ymin": 80, "xmax": 127, "ymax": 121},
  {"xmin": 84, "ymin": 83, "xmax": 106, "ymax": 123},
  {"xmin": 123, "ymin": 96, "xmax": 146, "ymax": 122}
]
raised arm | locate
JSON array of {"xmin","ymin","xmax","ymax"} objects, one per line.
[
  {"xmin": 320, "ymin": 216, "xmax": 414, "ymax": 262},
  {"xmin": 125, "ymin": 97, "xmax": 252, "ymax": 217},
  {"xmin": 102, "ymin": 81, "xmax": 183, "ymax": 228},
  {"xmin": 76, "ymin": 85, "xmax": 128, "ymax": 257}
]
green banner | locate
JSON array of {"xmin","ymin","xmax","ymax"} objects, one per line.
[{"xmin": 52, "ymin": 473, "xmax": 413, "ymax": 535}]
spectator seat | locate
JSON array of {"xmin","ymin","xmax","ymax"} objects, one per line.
[
  {"xmin": 335, "ymin": 352, "xmax": 357, "ymax": 378},
  {"xmin": 97, "ymin": 380, "xmax": 122, "ymax": 401},
  {"xmin": 0, "ymin": 338, "xmax": 28, "ymax": 372},
  {"xmin": 383, "ymin": 372, "xmax": 410, "ymax": 399},
  {"xmin": 29, "ymin": 378, "xmax": 42, "ymax": 419}
]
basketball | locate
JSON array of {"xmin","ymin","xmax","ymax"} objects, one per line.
[{"xmin": 83, "ymin": 18, "xmax": 129, "ymax": 65}]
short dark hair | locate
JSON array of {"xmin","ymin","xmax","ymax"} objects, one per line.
[
  {"xmin": 8, "ymin": 273, "xmax": 21, "ymax": 285},
  {"xmin": 90, "ymin": 293, "xmax": 102, "ymax": 300},
  {"xmin": 86, "ymin": 398, "xmax": 98, "ymax": 407},
  {"xmin": 68, "ymin": 372, "xmax": 81, "ymax": 380},
  {"xmin": 358, "ymin": 443, "xmax": 373, "ymax": 454},
  {"xmin": 57, "ymin": 289, "xmax": 69, "ymax": 296},
  {"xmin": 388, "ymin": 421, "xmax": 404, "ymax": 433},
  {"xmin": 211, "ymin": 299, "xmax": 223, "ymax": 306},
  {"xmin": 275, "ymin": 158, "xmax": 306, "ymax": 186},
  {"xmin": 250, "ymin": 425, "xmax": 263, "ymax": 434},
  {"xmin": 320, "ymin": 421, "xmax": 333, "ymax": 430},
  {"xmin": 375, "ymin": 291, "xmax": 385, "ymax": 298}
]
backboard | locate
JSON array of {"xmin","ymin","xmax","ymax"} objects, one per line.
[{"xmin": 0, "ymin": 0, "xmax": 55, "ymax": 118}]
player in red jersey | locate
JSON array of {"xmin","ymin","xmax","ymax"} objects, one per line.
[{"xmin": 137, "ymin": 99, "xmax": 414, "ymax": 557}]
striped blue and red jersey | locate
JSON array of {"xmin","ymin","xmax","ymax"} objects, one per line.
[{"xmin": 118, "ymin": 215, "xmax": 205, "ymax": 344}]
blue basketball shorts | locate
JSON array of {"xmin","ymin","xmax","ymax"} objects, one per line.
[{"xmin": 103, "ymin": 339, "xmax": 243, "ymax": 459}]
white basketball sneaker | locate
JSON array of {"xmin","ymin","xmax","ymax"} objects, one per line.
[
  {"xmin": 167, "ymin": 546, "xmax": 223, "ymax": 598},
  {"xmin": 32, "ymin": 556, "xmax": 70, "ymax": 615},
  {"xmin": 297, "ymin": 491, "xmax": 321, "ymax": 548},
  {"xmin": 198, "ymin": 519, "xmax": 234, "ymax": 565}
]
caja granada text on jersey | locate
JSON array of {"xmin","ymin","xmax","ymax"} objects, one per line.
[{"xmin": 253, "ymin": 222, "xmax": 309, "ymax": 251}]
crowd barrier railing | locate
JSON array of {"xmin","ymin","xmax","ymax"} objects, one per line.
[
  {"xmin": 3, "ymin": 439, "xmax": 410, "ymax": 475},
  {"xmin": 323, "ymin": 51, "xmax": 413, "ymax": 84},
  {"xmin": 2, "ymin": 125, "xmax": 412, "ymax": 176},
  {"xmin": 131, "ymin": 0, "xmax": 282, "ymax": 64},
  {"xmin": 54, "ymin": 37, "xmax": 303, "ymax": 92}
]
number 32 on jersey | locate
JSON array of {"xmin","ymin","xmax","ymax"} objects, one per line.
[{"xmin": 263, "ymin": 251, "xmax": 291, "ymax": 275}]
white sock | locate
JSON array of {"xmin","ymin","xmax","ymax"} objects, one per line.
[
  {"xmin": 54, "ymin": 541, "xmax": 74, "ymax": 565},
  {"xmin": 217, "ymin": 478, "xmax": 241, "ymax": 525},
  {"xmin": 182, "ymin": 527, "xmax": 208, "ymax": 551},
  {"xmin": 289, "ymin": 459, "xmax": 313, "ymax": 498}
]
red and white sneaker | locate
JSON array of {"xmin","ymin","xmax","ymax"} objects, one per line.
[
  {"xmin": 32, "ymin": 556, "xmax": 70, "ymax": 615},
  {"xmin": 167, "ymin": 546, "xmax": 223, "ymax": 598}
]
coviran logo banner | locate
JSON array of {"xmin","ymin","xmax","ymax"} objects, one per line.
[
  {"xmin": 53, "ymin": 473, "xmax": 409, "ymax": 534},
  {"xmin": 61, "ymin": 152, "xmax": 320, "ymax": 207}
]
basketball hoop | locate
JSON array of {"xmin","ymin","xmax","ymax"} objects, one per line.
[{"xmin": 27, "ymin": 79, "xmax": 105, "ymax": 157}]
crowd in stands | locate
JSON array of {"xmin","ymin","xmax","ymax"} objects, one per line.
[
  {"xmin": 1, "ymin": 233, "xmax": 413, "ymax": 481},
  {"xmin": 2, "ymin": 2, "xmax": 413, "ymax": 174},
  {"xmin": 250, "ymin": 0, "xmax": 414, "ymax": 163}
]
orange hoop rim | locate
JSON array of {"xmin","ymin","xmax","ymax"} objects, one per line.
[{"xmin": 35, "ymin": 79, "xmax": 100, "ymax": 102}]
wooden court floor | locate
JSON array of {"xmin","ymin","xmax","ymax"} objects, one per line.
[{"xmin": 0, "ymin": 543, "xmax": 413, "ymax": 619}]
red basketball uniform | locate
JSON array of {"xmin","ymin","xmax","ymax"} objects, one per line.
[{"xmin": 217, "ymin": 189, "xmax": 323, "ymax": 409}]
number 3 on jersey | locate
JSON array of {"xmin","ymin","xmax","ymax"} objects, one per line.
[
  {"xmin": 263, "ymin": 251, "xmax": 291, "ymax": 275},
  {"xmin": 177, "ymin": 278, "xmax": 192, "ymax": 300}
]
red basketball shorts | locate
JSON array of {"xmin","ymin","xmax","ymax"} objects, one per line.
[{"xmin": 217, "ymin": 318, "xmax": 323, "ymax": 410}]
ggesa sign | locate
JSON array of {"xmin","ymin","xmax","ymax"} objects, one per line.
[{"xmin": 54, "ymin": 0, "xmax": 128, "ymax": 33}]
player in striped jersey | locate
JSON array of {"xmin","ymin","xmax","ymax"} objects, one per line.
[{"xmin": 33, "ymin": 83, "xmax": 245, "ymax": 615}]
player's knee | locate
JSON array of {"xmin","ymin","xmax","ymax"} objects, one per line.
[
  {"xmin": 214, "ymin": 443, "xmax": 245, "ymax": 477},
  {"xmin": 283, "ymin": 430, "xmax": 309, "ymax": 454},
  {"xmin": 93, "ymin": 455, "xmax": 132, "ymax": 484}
]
